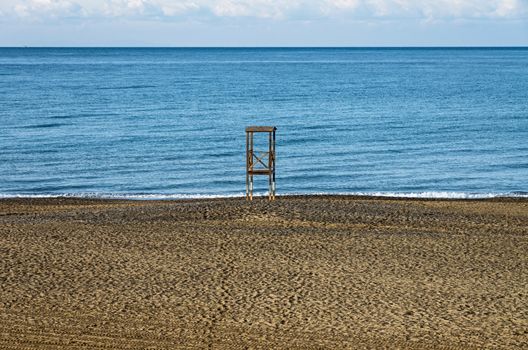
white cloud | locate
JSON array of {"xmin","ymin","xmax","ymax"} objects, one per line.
[
  {"xmin": 212, "ymin": 0, "xmax": 254, "ymax": 17},
  {"xmin": 495, "ymin": 0, "xmax": 522, "ymax": 17},
  {"xmin": 325, "ymin": 0, "xmax": 528, "ymax": 19},
  {"xmin": 102, "ymin": 0, "xmax": 162, "ymax": 17},
  {"xmin": 13, "ymin": 0, "xmax": 84, "ymax": 19},
  {"xmin": 210, "ymin": 0, "xmax": 303, "ymax": 19},
  {"xmin": 3, "ymin": 0, "xmax": 527, "ymax": 21},
  {"xmin": 159, "ymin": 2, "xmax": 200, "ymax": 17}
]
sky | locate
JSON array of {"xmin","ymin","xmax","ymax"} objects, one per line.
[{"xmin": 0, "ymin": 0, "xmax": 527, "ymax": 46}]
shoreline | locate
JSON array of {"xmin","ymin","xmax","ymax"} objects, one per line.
[
  {"xmin": 1, "ymin": 195, "xmax": 527, "ymax": 349},
  {"xmin": 1, "ymin": 192, "xmax": 527, "ymax": 202}
]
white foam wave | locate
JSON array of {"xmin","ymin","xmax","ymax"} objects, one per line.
[
  {"xmin": 317, "ymin": 191, "xmax": 528, "ymax": 199},
  {"xmin": 0, "ymin": 192, "xmax": 246, "ymax": 200},
  {"xmin": 0, "ymin": 191, "xmax": 527, "ymax": 200}
]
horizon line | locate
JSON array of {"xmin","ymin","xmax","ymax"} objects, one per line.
[{"xmin": 2, "ymin": 45, "xmax": 528, "ymax": 49}]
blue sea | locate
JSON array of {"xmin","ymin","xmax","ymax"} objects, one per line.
[{"xmin": 1, "ymin": 48, "xmax": 527, "ymax": 199}]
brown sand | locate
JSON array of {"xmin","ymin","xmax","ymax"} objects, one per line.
[{"xmin": 0, "ymin": 196, "xmax": 527, "ymax": 349}]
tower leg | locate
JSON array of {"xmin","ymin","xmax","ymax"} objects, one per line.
[
  {"xmin": 245, "ymin": 131, "xmax": 249, "ymax": 200},
  {"xmin": 246, "ymin": 172, "xmax": 249, "ymax": 200},
  {"xmin": 268, "ymin": 174, "xmax": 272, "ymax": 200},
  {"xmin": 272, "ymin": 130, "xmax": 276, "ymax": 200},
  {"xmin": 272, "ymin": 174, "xmax": 276, "ymax": 200},
  {"xmin": 250, "ymin": 175, "xmax": 254, "ymax": 201}
]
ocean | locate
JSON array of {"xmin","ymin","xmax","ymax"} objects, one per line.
[{"xmin": 1, "ymin": 47, "xmax": 527, "ymax": 199}]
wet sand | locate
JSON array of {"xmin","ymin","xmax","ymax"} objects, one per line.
[{"xmin": 0, "ymin": 196, "xmax": 527, "ymax": 349}]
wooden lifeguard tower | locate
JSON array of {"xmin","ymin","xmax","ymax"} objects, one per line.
[{"xmin": 246, "ymin": 126, "xmax": 276, "ymax": 201}]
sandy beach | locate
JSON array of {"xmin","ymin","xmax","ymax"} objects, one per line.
[{"xmin": 0, "ymin": 196, "xmax": 527, "ymax": 349}]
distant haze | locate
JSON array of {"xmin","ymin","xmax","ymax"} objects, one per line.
[{"xmin": 0, "ymin": 0, "xmax": 527, "ymax": 46}]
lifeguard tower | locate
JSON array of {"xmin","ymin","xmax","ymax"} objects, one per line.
[{"xmin": 245, "ymin": 126, "xmax": 276, "ymax": 201}]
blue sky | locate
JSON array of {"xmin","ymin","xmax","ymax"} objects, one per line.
[{"xmin": 1, "ymin": 0, "xmax": 527, "ymax": 46}]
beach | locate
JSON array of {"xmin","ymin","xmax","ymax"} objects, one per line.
[{"xmin": 0, "ymin": 196, "xmax": 527, "ymax": 349}]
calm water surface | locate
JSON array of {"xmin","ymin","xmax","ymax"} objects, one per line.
[{"xmin": 1, "ymin": 48, "xmax": 527, "ymax": 198}]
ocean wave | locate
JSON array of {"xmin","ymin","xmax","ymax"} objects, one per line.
[
  {"xmin": 97, "ymin": 85, "xmax": 156, "ymax": 90},
  {"xmin": 322, "ymin": 191, "xmax": 528, "ymax": 199},
  {"xmin": 21, "ymin": 123, "xmax": 69, "ymax": 129},
  {"xmin": 0, "ymin": 193, "xmax": 246, "ymax": 200},
  {"xmin": 0, "ymin": 191, "xmax": 527, "ymax": 200}
]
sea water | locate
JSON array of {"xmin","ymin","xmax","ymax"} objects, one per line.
[{"xmin": 1, "ymin": 48, "xmax": 527, "ymax": 199}]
